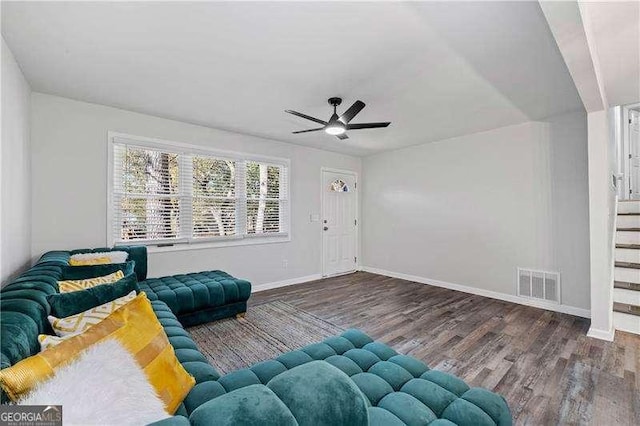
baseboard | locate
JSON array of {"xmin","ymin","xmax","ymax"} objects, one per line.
[
  {"xmin": 361, "ymin": 266, "xmax": 591, "ymax": 319},
  {"xmin": 252, "ymin": 274, "xmax": 323, "ymax": 293},
  {"xmin": 587, "ymin": 325, "xmax": 615, "ymax": 341}
]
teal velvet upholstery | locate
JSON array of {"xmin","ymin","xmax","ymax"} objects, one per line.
[
  {"xmin": 0, "ymin": 256, "xmax": 64, "ymax": 403},
  {"xmin": 61, "ymin": 260, "xmax": 136, "ymax": 280},
  {"xmin": 139, "ymin": 271, "xmax": 251, "ymax": 326},
  {"xmin": 47, "ymin": 273, "xmax": 140, "ymax": 318},
  {"xmin": 190, "ymin": 385, "xmax": 298, "ymax": 426},
  {"xmin": 266, "ymin": 361, "xmax": 369, "ymax": 426},
  {"xmin": 149, "ymin": 293, "xmax": 512, "ymax": 425},
  {"xmin": 1, "ymin": 248, "xmax": 511, "ymax": 426},
  {"xmin": 190, "ymin": 362, "xmax": 370, "ymax": 426},
  {"xmin": 148, "ymin": 416, "xmax": 191, "ymax": 426},
  {"xmin": 198, "ymin": 329, "xmax": 512, "ymax": 426},
  {"xmin": 43, "ymin": 247, "xmax": 251, "ymax": 326},
  {"xmin": 175, "ymin": 301, "xmax": 247, "ymax": 327}
]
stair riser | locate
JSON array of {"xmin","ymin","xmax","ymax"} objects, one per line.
[
  {"xmin": 618, "ymin": 215, "xmax": 640, "ymax": 228},
  {"xmin": 614, "ymin": 267, "xmax": 640, "ymax": 284},
  {"xmin": 614, "ymin": 288, "xmax": 640, "ymax": 305},
  {"xmin": 616, "ymin": 231, "xmax": 640, "ymax": 245},
  {"xmin": 618, "ymin": 201, "xmax": 640, "ymax": 214},
  {"xmin": 615, "ymin": 248, "xmax": 640, "ymax": 263},
  {"xmin": 614, "ymin": 311, "xmax": 640, "ymax": 334}
]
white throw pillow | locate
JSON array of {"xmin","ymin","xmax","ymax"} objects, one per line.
[
  {"xmin": 69, "ymin": 251, "xmax": 129, "ymax": 264},
  {"xmin": 19, "ymin": 339, "xmax": 170, "ymax": 426}
]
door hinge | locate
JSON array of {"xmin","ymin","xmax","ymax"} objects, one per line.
[
  {"xmin": 354, "ymin": 256, "xmax": 357, "ymax": 263},
  {"xmin": 354, "ymin": 219, "xmax": 357, "ymax": 226},
  {"xmin": 354, "ymin": 182, "xmax": 357, "ymax": 189}
]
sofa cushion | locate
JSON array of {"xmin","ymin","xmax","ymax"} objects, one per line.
[
  {"xmin": 266, "ymin": 361, "xmax": 369, "ymax": 426},
  {"xmin": 208, "ymin": 329, "xmax": 513, "ymax": 426},
  {"xmin": 190, "ymin": 385, "xmax": 298, "ymax": 426},
  {"xmin": 61, "ymin": 260, "xmax": 136, "ymax": 281},
  {"xmin": 0, "ymin": 256, "xmax": 64, "ymax": 403},
  {"xmin": 47, "ymin": 273, "xmax": 139, "ymax": 318},
  {"xmin": 69, "ymin": 246, "xmax": 147, "ymax": 281}
]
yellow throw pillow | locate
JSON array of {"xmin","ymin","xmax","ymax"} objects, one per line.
[
  {"xmin": 57, "ymin": 270, "xmax": 124, "ymax": 293},
  {"xmin": 0, "ymin": 293, "xmax": 195, "ymax": 414},
  {"xmin": 68, "ymin": 256, "xmax": 112, "ymax": 266},
  {"xmin": 49, "ymin": 291, "xmax": 137, "ymax": 337}
]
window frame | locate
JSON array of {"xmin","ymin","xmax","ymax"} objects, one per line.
[{"xmin": 107, "ymin": 132, "xmax": 291, "ymax": 252}]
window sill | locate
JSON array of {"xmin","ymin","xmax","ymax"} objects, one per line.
[{"xmin": 144, "ymin": 233, "xmax": 291, "ymax": 254}]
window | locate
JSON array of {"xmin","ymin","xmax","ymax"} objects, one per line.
[
  {"xmin": 329, "ymin": 179, "xmax": 349, "ymax": 192},
  {"xmin": 109, "ymin": 134, "xmax": 289, "ymax": 247},
  {"xmin": 246, "ymin": 162, "xmax": 285, "ymax": 234}
]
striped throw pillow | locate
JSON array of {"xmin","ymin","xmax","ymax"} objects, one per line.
[
  {"xmin": 58, "ymin": 270, "xmax": 124, "ymax": 293},
  {"xmin": 48, "ymin": 291, "xmax": 137, "ymax": 337}
]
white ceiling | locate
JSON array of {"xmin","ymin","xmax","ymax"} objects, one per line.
[
  {"xmin": 581, "ymin": 1, "xmax": 640, "ymax": 108},
  {"xmin": 1, "ymin": 1, "xmax": 583, "ymax": 156}
]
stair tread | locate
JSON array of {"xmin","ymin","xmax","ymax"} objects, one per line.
[
  {"xmin": 615, "ymin": 261, "xmax": 640, "ymax": 269},
  {"xmin": 614, "ymin": 281, "xmax": 640, "ymax": 291},
  {"xmin": 617, "ymin": 228, "xmax": 640, "ymax": 231},
  {"xmin": 616, "ymin": 244, "xmax": 640, "ymax": 249},
  {"xmin": 613, "ymin": 302, "xmax": 640, "ymax": 316}
]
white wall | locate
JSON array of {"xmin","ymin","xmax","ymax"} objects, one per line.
[
  {"xmin": 362, "ymin": 111, "xmax": 590, "ymax": 312},
  {"xmin": 1, "ymin": 37, "xmax": 31, "ymax": 285},
  {"xmin": 586, "ymin": 109, "xmax": 616, "ymax": 340},
  {"xmin": 30, "ymin": 93, "xmax": 361, "ymax": 286}
]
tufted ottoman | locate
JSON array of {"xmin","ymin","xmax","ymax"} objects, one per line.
[
  {"xmin": 201, "ymin": 329, "xmax": 512, "ymax": 426},
  {"xmin": 139, "ymin": 270, "xmax": 251, "ymax": 327}
]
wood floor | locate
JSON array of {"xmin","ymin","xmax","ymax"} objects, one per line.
[{"xmin": 251, "ymin": 272, "xmax": 640, "ymax": 426}]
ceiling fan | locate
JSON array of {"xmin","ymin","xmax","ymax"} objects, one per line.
[{"xmin": 285, "ymin": 97, "xmax": 391, "ymax": 140}]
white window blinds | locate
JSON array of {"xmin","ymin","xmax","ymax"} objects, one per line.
[
  {"xmin": 110, "ymin": 135, "xmax": 289, "ymax": 246},
  {"xmin": 246, "ymin": 161, "xmax": 288, "ymax": 235}
]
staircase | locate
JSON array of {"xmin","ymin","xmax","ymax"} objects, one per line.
[{"xmin": 614, "ymin": 200, "xmax": 640, "ymax": 334}]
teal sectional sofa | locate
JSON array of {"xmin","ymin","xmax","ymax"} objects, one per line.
[
  {"xmin": 0, "ymin": 249, "xmax": 512, "ymax": 425},
  {"xmin": 66, "ymin": 246, "xmax": 251, "ymax": 325}
]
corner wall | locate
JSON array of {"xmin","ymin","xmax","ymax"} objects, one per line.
[
  {"xmin": 29, "ymin": 93, "xmax": 361, "ymax": 287},
  {"xmin": 1, "ymin": 37, "xmax": 32, "ymax": 285},
  {"xmin": 362, "ymin": 111, "xmax": 590, "ymax": 313},
  {"xmin": 586, "ymin": 109, "xmax": 616, "ymax": 340}
]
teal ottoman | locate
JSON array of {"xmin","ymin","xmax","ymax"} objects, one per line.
[{"xmin": 140, "ymin": 271, "xmax": 251, "ymax": 326}]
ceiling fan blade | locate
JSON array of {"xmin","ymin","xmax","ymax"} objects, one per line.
[
  {"xmin": 338, "ymin": 100, "xmax": 365, "ymax": 123},
  {"xmin": 347, "ymin": 122, "xmax": 391, "ymax": 130},
  {"xmin": 336, "ymin": 134, "xmax": 349, "ymax": 140},
  {"xmin": 292, "ymin": 127, "xmax": 324, "ymax": 134},
  {"xmin": 285, "ymin": 110, "xmax": 327, "ymax": 125}
]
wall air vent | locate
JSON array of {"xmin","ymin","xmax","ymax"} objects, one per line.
[{"xmin": 517, "ymin": 268, "xmax": 560, "ymax": 304}]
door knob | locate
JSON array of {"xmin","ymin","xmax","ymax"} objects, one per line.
[{"xmin": 323, "ymin": 226, "xmax": 329, "ymax": 231}]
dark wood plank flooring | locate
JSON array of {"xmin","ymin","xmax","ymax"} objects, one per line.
[{"xmin": 250, "ymin": 272, "xmax": 640, "ymax": 425}]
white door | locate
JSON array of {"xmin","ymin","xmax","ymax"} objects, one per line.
[
  {"xmin": 322, "ymin": 170, "xmax": 357, "ymax": 277},
  {"xmin": 631, "ymin": 111, "xmax": 640, "ymax": 199}
]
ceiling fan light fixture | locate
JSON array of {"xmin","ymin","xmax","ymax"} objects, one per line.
[{"xmin": 325, "ymin": 122, "xmax": 346, "ymax": 135}]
